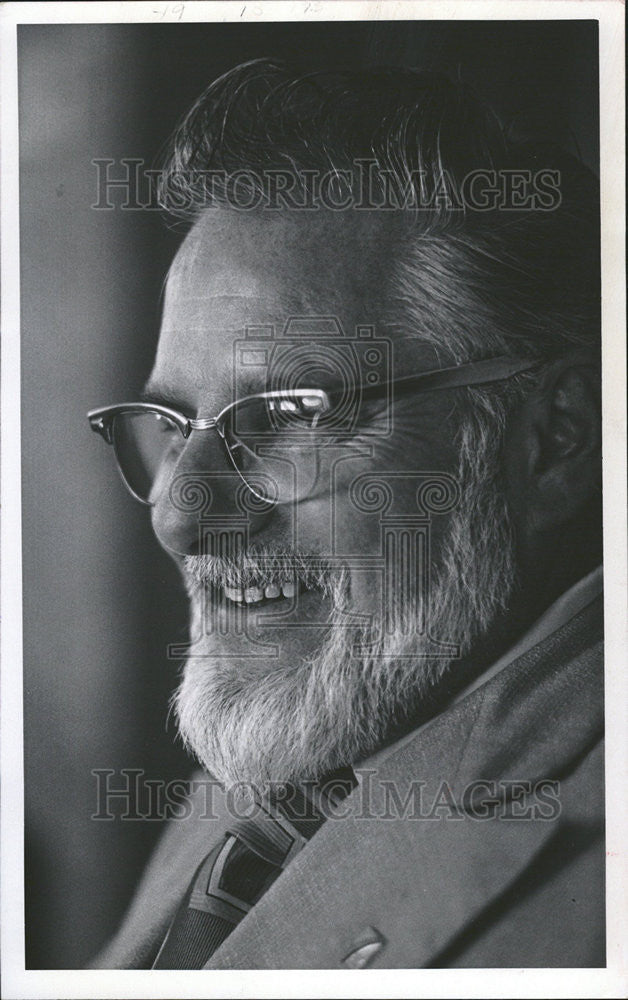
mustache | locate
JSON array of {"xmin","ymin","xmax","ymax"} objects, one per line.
[{"xmin": 182, "ymin": 545, "xmax": 345, "ymax": 596}]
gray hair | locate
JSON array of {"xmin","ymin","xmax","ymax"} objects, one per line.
[{"xmin": 159, "ymin": 58, "xmax": 600, "ymax": 449}]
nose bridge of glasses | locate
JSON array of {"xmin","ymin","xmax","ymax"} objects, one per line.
[
  {"xmin": 189, "ymin": 415, "xmax": 220, "ymax": 433},
  {"xmin": 156, "ymin": 412, "xmax": 242, "ymax": 510}
]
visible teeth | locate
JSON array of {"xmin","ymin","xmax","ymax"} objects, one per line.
[
  {"xmin": 244, "ymin": 586, "xmax": 264, "ymax": 604},
  {"xmin": 224, "ymin": 586, "xmax": 243, "ymax": 603},
  {"xmin": 222, "ymin": 579, "xmax": 307, "ymax": 604}
]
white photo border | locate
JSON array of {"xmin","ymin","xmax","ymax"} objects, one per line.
[{"xmin": 1, "ymin": 2, "xmax": 625, "ymax": 998}]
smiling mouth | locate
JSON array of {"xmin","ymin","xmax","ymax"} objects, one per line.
[
  {"xmin": 202, "ymin": 577, "xmax": 331, "ymax": 633},
  {"xmin": 185, "ymin": 572, "xmax": 323, "ymax": 614},
  {"xmin": 182, "ymin": 553, "xmax": 340, "ymax": 620},
  {"xmin": 221, "ymin": 578, "xmax": 307, "ymax": 605}
]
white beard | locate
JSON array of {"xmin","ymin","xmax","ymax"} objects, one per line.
[{"xmin": 173, "ymin": 432, "xmax": 517, "ymax": 788}]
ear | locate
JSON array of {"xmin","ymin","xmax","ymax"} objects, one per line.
[{"xmin": 504, "ymin": 362, "xmax": 601, "ymax": 534}]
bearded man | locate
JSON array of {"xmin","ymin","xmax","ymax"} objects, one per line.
[{"xmin": 89, "ymin": 61, "xmax": 603, "ymax": 969}]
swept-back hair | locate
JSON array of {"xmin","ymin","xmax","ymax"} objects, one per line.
[{"xmin": 159, "ymin": 58, "xmax": 600, "ymax": 372}]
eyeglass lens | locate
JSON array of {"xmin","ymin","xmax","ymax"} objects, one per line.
[
  {"xmin": 111, "ymin": 396, "xmax": 327, "ymax": 505},
  {"xmin": 112, "ymin": 411, "xmax": 183, "ymax": 503}
]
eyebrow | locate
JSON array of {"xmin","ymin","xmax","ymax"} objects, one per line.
[
  {"xmin": 138, "ymin": 369, "xmax": 349, "ymax": 416},
  {"xmin": 139, "ymin": 367, "xmax": 257, "ymax": 414},
  {"xmin": 139, "ymin": 381, "xmax": 192, "ymax": 412}
]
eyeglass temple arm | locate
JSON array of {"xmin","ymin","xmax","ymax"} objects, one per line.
[
  {"xmin": 353, "ymin": 355, "xmax": 541, "ymax": 402},
  {"xmin": 87, "ymin": 356, "xmax": 541, "ymax": 436}
]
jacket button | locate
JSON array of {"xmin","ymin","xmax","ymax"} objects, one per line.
[{"xmin": 342, "ymin": 927, "xmax": 386, "ymax": 968}]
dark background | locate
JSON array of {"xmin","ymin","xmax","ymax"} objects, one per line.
[{"xmin": 18, "ymin": 19, "xmax": 599, "ymax": 968}]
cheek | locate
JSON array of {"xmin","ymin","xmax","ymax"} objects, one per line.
[
  {"xmin": 248, "ymin": 417, "xmax": 459, "ymax": 615},
  {"xmin": 336, "ymin": 494, "xmax": 454, "ymax": 619}
]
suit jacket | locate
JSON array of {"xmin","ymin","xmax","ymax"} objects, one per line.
[{"xmin": 93, "ymin": 593, "xmax": 604, "ymax": 969}]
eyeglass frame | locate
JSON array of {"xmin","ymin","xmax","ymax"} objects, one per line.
[{"xmin": 87, "ymin": 354, "xmax": 540, "ymax": 506}]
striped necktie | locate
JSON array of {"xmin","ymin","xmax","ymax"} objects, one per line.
[{"xmin": 152, "ymin": 771, "xmax": 355, "ymax": 969}]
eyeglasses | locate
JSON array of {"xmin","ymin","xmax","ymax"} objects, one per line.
[{"xmin": 87, "ymin": 355, "xmax": 538, "ymax": 506}]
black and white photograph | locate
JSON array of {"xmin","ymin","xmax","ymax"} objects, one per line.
[{"xmin": 1, "ymin": 2, "xmax": 626, "ymax": 997}]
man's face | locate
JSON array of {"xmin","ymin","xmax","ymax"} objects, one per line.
[{"xmin": 147, "ymin": 208, "xmax": 516, "ymax": 785}]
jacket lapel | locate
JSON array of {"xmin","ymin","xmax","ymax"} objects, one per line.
[{"xmin": 207, "ymin": 597, "xmax": 603, "ymax": 969}]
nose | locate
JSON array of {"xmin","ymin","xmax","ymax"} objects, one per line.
[{"xmin": 150, "ymin": 428, "xmax": 251, "ymax": 556}]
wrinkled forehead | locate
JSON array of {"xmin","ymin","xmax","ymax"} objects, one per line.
[
  {"xmin": 154, "ymin": 208, "xmax": 439, "ymax": 402},
  {"xmin": 162, "ymin": 207, "xmax": 402, "ymax": 329}
]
